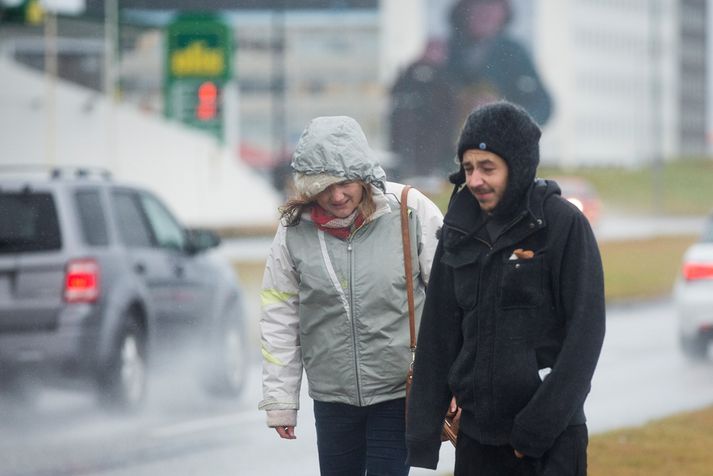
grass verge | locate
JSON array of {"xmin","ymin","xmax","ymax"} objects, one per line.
[
  {"xmin": 429, "ymin": 159, "xmax": 713, "ymax": 215},
  {"xmin": 233, "ymin": 235, "xmax": 699, "ymax": 312},
  {"xmin": 599, "ymin": 235, "xmax": 697, "ymax": 301},
  {"xmin": 589, "ymin": 405, "xmax": 713, "ymax": 476},
  {"xmin": 444, "ymin": 405, "xmax": 713, "ymax": 476},
  {"xmin": 539, "ymin": 159, "xmax": 713, "ymax": 215}
]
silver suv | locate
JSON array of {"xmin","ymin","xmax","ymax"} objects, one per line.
[{"xmin": 0, "ymin": 166, "xmax": 248, "ymax": 409}]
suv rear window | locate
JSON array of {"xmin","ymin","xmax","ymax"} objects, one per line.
[
  {"xmin": 0, "ymin": 192, "xmax": 62, "ymax": 253},
  {"xmin": 113, "ymin": 191, "xmax": 153, "ymax": 248},
  {"xmin": 75, "ymin": 189, "xmax": 109, "ymax": 246}
]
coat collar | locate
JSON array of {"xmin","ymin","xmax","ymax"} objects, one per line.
[{"xmin": 443, "ymin": 179, "xmax": 552, "ymax": 248}]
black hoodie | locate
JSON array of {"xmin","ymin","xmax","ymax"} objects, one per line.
[{"xmin": 405, "ymin": 179, "xmax": 606, "ymax": 469}]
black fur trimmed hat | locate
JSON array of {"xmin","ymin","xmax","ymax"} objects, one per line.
[{"xmin": 453, "ymin": 101, "xmax": 541, "ymax": 217}]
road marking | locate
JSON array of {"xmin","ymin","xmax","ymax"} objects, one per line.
[{"xmin": 150, "ymin": 411, "xmax": 263, "ymax": 439}]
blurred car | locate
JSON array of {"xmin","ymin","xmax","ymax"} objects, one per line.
[
  {"xmin": 673, "ymin": 214, "xmax": 713, "ymax": 360},
  {"xmin": 0, "ymin": 166, "xmax": 248, "ymax": 409},
  {"xmin": 553, "ymin": 176, "xmax": 602, "ymax": 227}
]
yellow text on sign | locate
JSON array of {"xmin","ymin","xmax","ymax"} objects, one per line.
[{"xmin": 170, "ymin": 41, "xmax": 225, "ymax": 77}]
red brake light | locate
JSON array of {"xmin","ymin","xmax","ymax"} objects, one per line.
[
  {"xmin": 64, "ymin": 259, "xmax": 100, "ymax": 303},
  {"xmin": 682, "ymin": 262, "xmax": 713, "ymax": 281}
]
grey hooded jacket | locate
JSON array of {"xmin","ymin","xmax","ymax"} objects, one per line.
[{"xmin": 258, "ymin": 116, "xmax": 443, "ymax": 428}]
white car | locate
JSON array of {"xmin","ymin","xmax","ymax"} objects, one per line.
[{"xmin": 674, "ymin": 215, "xmax": 713, "ymax": 359}]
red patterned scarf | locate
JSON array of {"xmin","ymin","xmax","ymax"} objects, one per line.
[{"xmin": 311, "ymin": 205, "xmax": 365, "ymax": 240}]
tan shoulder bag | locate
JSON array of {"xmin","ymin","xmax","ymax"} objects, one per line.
[{"xmin": 400, "ymin": 185, "xmax": 458, "ymax": 447}]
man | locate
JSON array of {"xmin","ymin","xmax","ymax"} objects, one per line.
[
  {"xmin": 446, "ymin": 0, "xmax": 552, "ymax": 126},
  {"xmin": 389, "ymin": 39, "xmax": 458, "ymax": 178},
  {"xmin": 405, "ymin": 101, "xmax": 605, "ymax": 475}
]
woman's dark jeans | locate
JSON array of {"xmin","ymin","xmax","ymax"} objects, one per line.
[{"xmin": 313, "ymin": 398, "xmax": 409, "ymax": 476}]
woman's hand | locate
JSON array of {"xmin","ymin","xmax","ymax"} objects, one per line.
[
  {"xmin": 275, "ymin": 426, "xmax": 296, "ymax": 439},
  {"xmin": 446, "ymin": 396, "xmax": 461, "ymax": 422}
]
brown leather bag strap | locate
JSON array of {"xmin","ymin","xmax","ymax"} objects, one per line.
[{"xmin": 400, "ymin": 185, "xmax": 417, "ymax": 352}]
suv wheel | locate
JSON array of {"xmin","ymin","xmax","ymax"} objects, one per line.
[
  {"xmin": 0, "ymin": 368, "xmax": 38, "ymax": 407},
  {"xmin": 98, "ymin": 315, "xmax": 147, "ymax": 410},
  {"xmin": 203, "ymin": 316, "xmax": 247, "ymax": 397}
]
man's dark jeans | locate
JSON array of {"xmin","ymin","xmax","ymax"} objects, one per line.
[
  {"xmin": 313, "ymin": 398, "xmax": 409, "ymax": 476},
  {"xmin": 454, "ymin": 424, "xmax": 589, "ymax": 476}
]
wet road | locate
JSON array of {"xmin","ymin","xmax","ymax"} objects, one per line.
[
  {"xmin": 593, "ymin": 213, "xmax": 706, "ymax": 241},
  {"xmin": 2, "ymin": 299, "xmax": 713, "ymax": 475}
]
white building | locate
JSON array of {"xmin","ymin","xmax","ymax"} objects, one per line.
[
  {"xmin": 233, "ymin": 10, "xmax": 385, "ymax": 163},
  {"xmin": 536, "ymin": 0, "xmax": 707, "ymax": 167},
  {"xmin": 385, "ymin": 0, "xmax": 707, "ymax": 167},
  {"xmin": 3, "ymin": 0, "xmax": 706, "ymax": 171},
  {"xmin": 0, "ymin": 58, "xmax": 282, "ymax": 230}
]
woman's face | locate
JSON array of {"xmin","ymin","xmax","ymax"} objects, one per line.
[{"xmin": 315, "ymin": 181, "xmax": 364, "ymax": 218}]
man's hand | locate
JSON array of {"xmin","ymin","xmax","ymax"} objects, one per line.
[
  {"xmin": 275, "ymin": 426, "xmax": 296, "ymax": 440},
  {"xmin": 514, "ymin": 449, "xmax": 525, "ymax": 459}
]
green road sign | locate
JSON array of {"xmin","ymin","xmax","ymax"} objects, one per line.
[
  {"xmin": 164, "ymin": 14, "xmax": 232, "ymax": 142},
  {"xmin": 1, "ymin": 0, "xmax": 45, "ymax": 25}
]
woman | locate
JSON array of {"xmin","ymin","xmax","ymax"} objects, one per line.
[{"xmin": 259, "ymin": 116, "xmax": 443, "ymax": 475}]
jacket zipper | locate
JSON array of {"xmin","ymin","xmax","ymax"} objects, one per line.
[
  {"xmin": 347, "ymin": 236, "xmax": 363, "ymax": 406},
  {"xmin": 483, "ymin": 212, "xmax": 526, "ymax": 417},
  {"xmin": 474, "ymin": 235, "xmax": 493, "ymax": 415},
  {"xmin": 447, "ymin": 211, "xmax": 538, "ymax": 420}
]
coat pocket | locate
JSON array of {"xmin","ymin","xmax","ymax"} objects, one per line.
[
  {"xmin": 499, "ymin": 253, "xmax": 544, "ymax": 310},
  {"xmin": 493, "ymin": 345, "xmax": 541, "ymax": 418},
  {"xmin": 442, "ymin": 247, "xmax": 482, "ymax": 310}
]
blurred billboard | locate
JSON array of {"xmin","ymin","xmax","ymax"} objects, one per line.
[{"xmin": 83, "ymin": 0, "xmax": 377, "ymax": 14}]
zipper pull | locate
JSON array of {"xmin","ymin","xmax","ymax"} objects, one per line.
[{"xmin": 347, "ymin": 243, "xmax": 353, "ymax": 251}]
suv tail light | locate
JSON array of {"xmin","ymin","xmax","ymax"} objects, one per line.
[
  {"xmin": 682, "ymin": 262, "xmax": 713, "ymax": 281},
  {"xmin": 64, "ymin": 259, "xmax": 100, "ymax": 303}
]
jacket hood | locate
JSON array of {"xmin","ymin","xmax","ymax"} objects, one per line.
[{"xmin": 291, "ymin": 116, "xmax": 386, "ymax": 191}]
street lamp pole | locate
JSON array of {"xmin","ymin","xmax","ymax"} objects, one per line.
[
  {"xmin": 43, "ymin": 8, "xmax": 57, "ymax": 166},
  {"xmin": 272, "ymin": 0, "xmax": 287, "ymax": 169},
  {"xmin": 104, "ymin": 0, "xmax": 119, "ymax": 173},
  {"xmin": 649, "ymin": 0, "xmax": 664, "ymax": 214}
]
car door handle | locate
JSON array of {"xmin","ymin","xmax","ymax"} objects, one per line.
[{"xmin": 134, "ymin": 262, "xmax": 146, "ymax": 275}]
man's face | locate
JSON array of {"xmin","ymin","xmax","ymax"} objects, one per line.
[
  {"xmin": 315, "ymin": 181, "xmax": 364, "ymax": 218},
  {"xmin": 462, "ymin": 149, "xmax": 509, "ymax": 213},
  {"xmin": 467, "ymin": 1, "xmax": 508, "ymax": 39}
]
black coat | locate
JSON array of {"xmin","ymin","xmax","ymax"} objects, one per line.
[
  {"xmin": 406, "ymin": 180, "xmax": 606, "ymax": 469},
  {"xmin": 389, "ymin": 60, "xmax": 459, "ymax": 177},
  {"xmin": 447, "ymin": 34, "xmax": 553, "ymax": 127}
]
